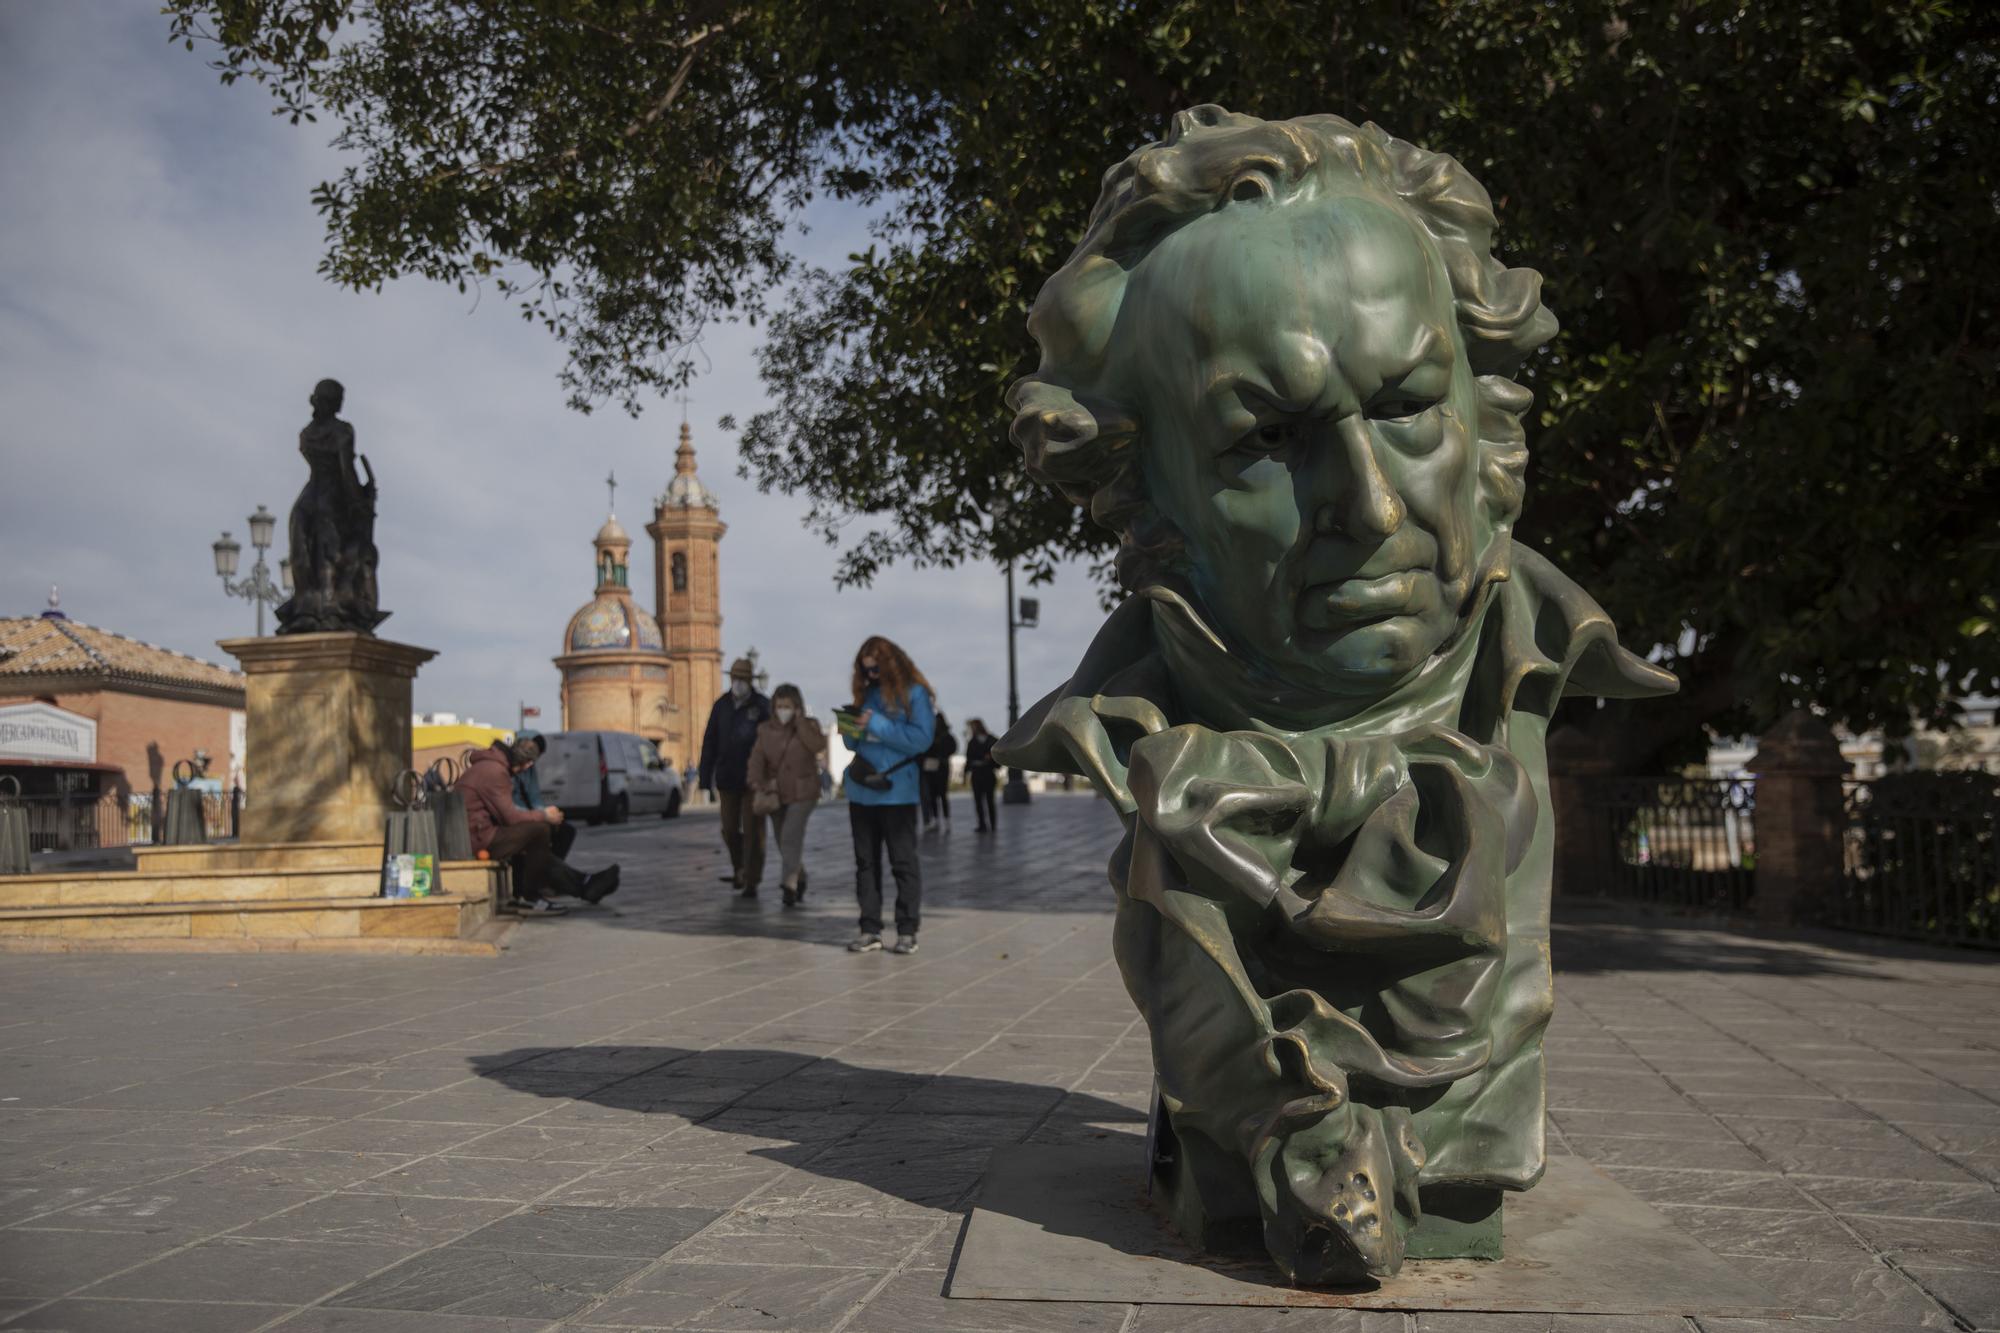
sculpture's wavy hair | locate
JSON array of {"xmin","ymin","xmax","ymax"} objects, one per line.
[{"xmin": 1008, "ymin": 106, "xmax": 1558, "ymax": 591}]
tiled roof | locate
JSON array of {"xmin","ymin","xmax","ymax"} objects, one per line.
[{"xmin": 0, "ymin": 617, "xmax": 244, "ymax": 697}]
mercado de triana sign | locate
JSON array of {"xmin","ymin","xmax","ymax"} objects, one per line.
[{"xmin": 0, "ymin": 702, "xmax": 97, "ymax": 765}]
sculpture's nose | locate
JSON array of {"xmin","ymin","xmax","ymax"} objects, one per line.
[{"xmin": 1312, "ymin": 417, "xmax": 1406, "ymax": 541}]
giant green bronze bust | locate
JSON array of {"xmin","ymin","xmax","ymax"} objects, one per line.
[{"xmin": 997, "ymin": 107, "xmax": 1675, "ymax": 1284}]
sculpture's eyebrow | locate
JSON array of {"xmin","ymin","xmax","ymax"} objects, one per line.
[
  {"xmin": 1358, "ymin": 323, "xmax": 1452, "ymax": 396},
  {"xmin": 1203, "ymin": 332, "xmax": 1341, "ymax": 418}
]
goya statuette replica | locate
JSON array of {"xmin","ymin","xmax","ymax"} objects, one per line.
[
  {"xmin": 275, "ymin": 377, "xmax": 387, "ymax": 635},
  {"xmin": 996, "ymin": 107, "xmax": 1675, "ymax": 1284}
]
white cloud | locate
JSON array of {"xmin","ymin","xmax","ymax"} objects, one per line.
[{"xmin": 0, "ymin": 2, "xmax": 1104, "ymax": 741}]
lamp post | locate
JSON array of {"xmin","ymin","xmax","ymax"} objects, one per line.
[
  {"xmin": 1003, "ymin": 560, "xmax": 1038, "ymax": 805},
  {"xmin": 212, "ymin": 504, "xmax": 290, "ymax": 638},
  {"xmin": 744, "ymin": 645, "xmax": 770, "ymax": 696}
]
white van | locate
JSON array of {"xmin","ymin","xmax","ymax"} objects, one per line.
[{"xmin": 535, "ymin": 731, "xmax": 684, "ymax": 823}]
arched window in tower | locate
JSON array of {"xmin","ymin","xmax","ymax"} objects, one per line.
[{"xmin": 671, "ymin": 551, "xmax": 688, "ymax": 593}]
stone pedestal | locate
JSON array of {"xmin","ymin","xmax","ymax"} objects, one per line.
[
  {"xmin": 220, "ymin": 634, "xmax": 436, "ymax": 846},
  {"xmin": 1748, "ymin": 710, "xmax": 1848, "ymax": 926}
]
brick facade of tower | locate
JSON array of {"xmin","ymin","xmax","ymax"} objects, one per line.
[{"xmin": 646, "ymin": 423, "xmax": 726, "ymax": 777}]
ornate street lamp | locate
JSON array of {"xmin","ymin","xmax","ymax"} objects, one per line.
[
  {"xmin": 212, "ymin": 504, "xmax": 290, "ymax": 637},
  {"xmin": 1003, "ymin": 561, "xmax": 1038, "ymax": 805}
]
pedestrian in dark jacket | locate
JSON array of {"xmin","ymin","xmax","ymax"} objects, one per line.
[
  {"xmin": 699, "ymin": 656, "xmax": 770, "ymax": 894},
  {"xmin": 965, "ymin": 718, "xmax": 999, "ymax": 833},
  {"xmin": 921, "ymin": 711, "xmax": 956, "ymax": 830},
  {"xmin": 457, "ymin": 739, "xmax": 618, "ymax": 915},
  {"xmin": 841, "ymin": 636, "xmax": 935, "ymax": 955}
]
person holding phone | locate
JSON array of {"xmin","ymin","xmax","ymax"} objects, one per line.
[{"xmin": 840, "ymin": 636, "xmax": 935, "ymax": 954}]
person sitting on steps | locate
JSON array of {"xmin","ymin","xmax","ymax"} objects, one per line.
[{"xmin": 458, "ymin": 737, "xmax": 619, "ymax": 916}]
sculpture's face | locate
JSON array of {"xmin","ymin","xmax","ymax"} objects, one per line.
[{"xmin": 1112, "ymin": 193, "xmax": 1490, "ymax": 698}]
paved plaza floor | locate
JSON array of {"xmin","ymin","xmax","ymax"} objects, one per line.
[{"xmin": 0, "ymin": 794, "xmax": 1996, "ymax": 1332}]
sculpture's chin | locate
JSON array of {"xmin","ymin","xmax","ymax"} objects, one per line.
[{"xmin": 1290, "ymin": 618, "xmax": 1453, "ymax": 693}]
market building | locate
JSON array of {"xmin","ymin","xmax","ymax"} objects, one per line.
[{"xmin": 0, "ymin": 591, "xmax": 245, "ymax": 800}]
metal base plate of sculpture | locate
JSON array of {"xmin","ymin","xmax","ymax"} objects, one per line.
[
  {"xmin": 275, "ymin": 378, "xmax": 388, "ymax": 635},
  {"xmin": 996, "ymin": 107, "xmax": 1676, "ymax": 1285}
]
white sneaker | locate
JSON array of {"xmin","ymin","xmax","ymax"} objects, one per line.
[
  {"xmin": 892, "ymin": 935, "xmax": 918, "ymax": 955},
  {"xmin": 847, "ymin": 932, "xmax": 883, "ymax": 953}
]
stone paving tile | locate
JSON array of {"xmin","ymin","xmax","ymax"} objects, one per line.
[
  {"xmin": 232, "ymin": 1193, "xmax": 521, "ymax": 1248},
  {"xmin": 327, "ymin": 1247, "xmax": 650, "ymax": 1320},
  {"xmin": 854, "ymin": 1270, "xmax": 1128, "ymax": 1330},
  {"xmin": 1655, "ymin": 1203, "xmax": 1867, "ymax": 1260},
  {"xmin": 39, "ymin": 1183, "xmax": 323, "ymax": 1235},
  {"xmin": 1903, "ymin": 1266, "xmax": 2000, "ymax": 1329},
  {"xmin": 1130, "ymin": 1307, "xmax": 1400, "ymax": 1331},
  {"xmin": 87, "ymin": 1235, "xmax": 416, "ymax": 1305},
  {"xmin": 667, "ymin": 1209, "xmax": 937, "ymax": 1268},
  {"xmin": 265, "ymin": 1311, "xmax": 558, "ymax": 1331},
  {"xmin": 0, "ymin": 1297, "xmax": 290, "ymax": 1331},
  {"xmin": 0, "ymin": 799, "xmax": 1997, "ymax": 1332},
  {"xmin": 347, "ymin": 1155, "xmax": 599, "ymax": 1202},
  {"xmin": 576, "ymin": 1261, "xmax": 884, "ymax": 1330},
  {"xmin": 451, "ymin": 1203, "xmax": 718, "ymax": 1257},
  {"xmin": 0, "ymin": 1228, "xmax": 196, "ymax": 1299}
]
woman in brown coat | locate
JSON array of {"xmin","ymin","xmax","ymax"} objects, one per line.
[{"xmin": 746, "ymin": 683, "xmax": 827, "ymax": 907}]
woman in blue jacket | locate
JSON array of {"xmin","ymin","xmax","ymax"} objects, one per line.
[{"xmin": 841, "ymin": 635, "xmax": 936, "ymax": 954}]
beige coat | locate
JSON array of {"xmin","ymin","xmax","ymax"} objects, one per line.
[{"xmin": 747, "ymin": 715, "xmax": 827, "ymax": 806}]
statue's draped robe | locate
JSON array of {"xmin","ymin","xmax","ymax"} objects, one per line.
[{"xmin": 997, "ymin": 543, "xmax": 1673, "ymax": 1277}]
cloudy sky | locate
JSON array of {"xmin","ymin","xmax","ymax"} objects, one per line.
[{"xmin": 0, "ymin": 2, "xmax": 1103, "ymax": 741}]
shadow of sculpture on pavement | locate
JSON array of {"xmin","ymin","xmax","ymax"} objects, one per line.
[{"xmin": 469, "ymin": 1045, "xmax": 1145, "ymax": 1221}]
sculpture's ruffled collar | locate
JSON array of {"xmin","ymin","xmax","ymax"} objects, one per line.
[{"xmin": 998, "ymin": 540, "xmax": 1675, "ymax": 803}]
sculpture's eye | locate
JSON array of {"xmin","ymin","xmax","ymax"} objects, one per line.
[
  {"xmin": 1233, "ymin": 419, "xmax": 1306, "ymax": 457},
  {"xmin": 1367, "ymin": 396, "xmax": 1442, "ymax": 425}
]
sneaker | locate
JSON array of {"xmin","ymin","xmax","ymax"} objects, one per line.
[
  {"xmin": 892, "ymin": 935, "xmax": 918, "ymax": 955},
  {"xmin": 847, "ymin": 932, "xmax": 883, "ymax": 953},
  {"xmin": 513, "ymin": 897, "xmax": 568, "ymax": 917},
  {"xmin": 580, "ymin": 866, "xmax": 621, "ymax": 904},
  {"xmin": 780, "ymin": 885, "xmax": 798, "ymax": 908}
]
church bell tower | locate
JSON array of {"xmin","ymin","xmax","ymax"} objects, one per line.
[{"xmin": 647, "ymin": 422, "xmax": 725, "ymax": 776}]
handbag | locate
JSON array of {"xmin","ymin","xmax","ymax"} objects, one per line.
[
  {"xmin": 844, "ymin": 751, "xmax": 919, "ymax": 792},
  {"xmin": 751, "ymin": 789, "xmax": 781, "ymax": 817}
]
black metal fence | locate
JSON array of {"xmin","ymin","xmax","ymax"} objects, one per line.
[
  {"xmin": 6, "ymin": 788, "xmax": 242, "ymax": 854},
  {"xmin": 1827, "ymin": 773, "xmax": 2000, "ymax": 948},
  {"xmin": 1584, "ymin": 776, "xmax": 1758, "ymax": 913}
]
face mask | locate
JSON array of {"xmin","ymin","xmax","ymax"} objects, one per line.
[
  {"xmin": 774, "ymin": 707, "xmax": 795, "ymax": 724},
  {"xmin": 863, "ymin": 664, "xmax": 881, "ymax": 681},
  {"xmin": 730, "ymin": 680, "xmax": 749, "ymax": 700}
]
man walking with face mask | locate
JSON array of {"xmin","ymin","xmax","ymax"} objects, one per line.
[{"xmin": 700, "ymin": 658, "xmax": 770, "ymax": 895}]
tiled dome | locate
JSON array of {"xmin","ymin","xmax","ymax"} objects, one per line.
[{"xmin": 564, "ymin": 594, "xmax": 665, "ymax": 654}]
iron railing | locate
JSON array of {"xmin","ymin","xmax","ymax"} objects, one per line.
[
  {"xmin": 5, "ymin": 789, "xmax": 241, "ymax": 854},
  {"xmin": 1587, "ymin": 776, "xmax": 1757, "ymax": 912},
  {"xmin": 1828, "ymin": 775, "xmax": 2000, "ymax": 948}
]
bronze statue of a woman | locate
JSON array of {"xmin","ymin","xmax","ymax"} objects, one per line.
[{"xmin": 274, "ymin": 378, "xmax": 388, "ymax": 635}]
